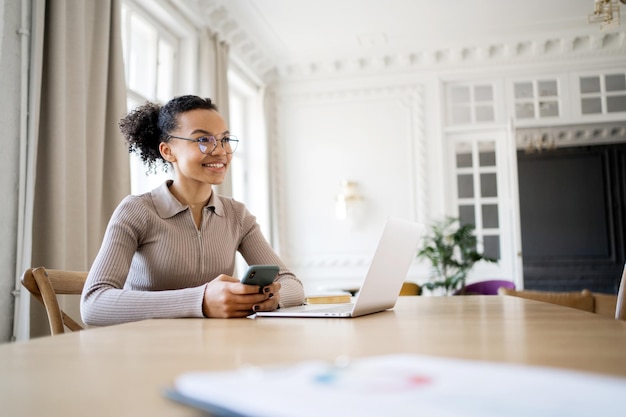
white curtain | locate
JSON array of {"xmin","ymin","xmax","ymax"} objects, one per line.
[
  {"xmin": 199, "ymin": 29, "xmax": 232, "ymax": 196},
  {"xmin": 15, "ymin": 0, "xmax": 130, "ymax": 339}
]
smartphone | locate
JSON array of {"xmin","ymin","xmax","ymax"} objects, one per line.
[{"xmin": 240, "ymin": 265, "xmax": 279, "ymax": 292}]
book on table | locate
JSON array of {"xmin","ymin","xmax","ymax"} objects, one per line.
[{"xmin": 305, "ymin": 291, "xmax": 352, "ymax": 304}]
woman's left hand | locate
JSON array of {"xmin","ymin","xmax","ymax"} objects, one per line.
[{"xmin": 253, "ymin": 281, "xmax": 281, "ymax": 312}]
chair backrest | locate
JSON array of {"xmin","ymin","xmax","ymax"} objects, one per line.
[
  {"xmin": 617, "ymin": 263, "xmax": 626, "ymax": 321},
  {"xmin": 399, "ymin": 282, "xmax": 421, "ymax": 296},
  {"xmin": 21, "ymin": 267, "xmax": 88, "ymax": 335},
  {"xmin": 591, "ymin": 292, "xmax": 618, "ymax": 318},
  {"xmin": 498, "ymin": 287, "xmax": 595, "ymax": 313}
]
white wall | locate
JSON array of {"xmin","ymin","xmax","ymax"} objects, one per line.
[
  {"xmin": 163, "ymin": 0, "xmax": 626, "ymax": 296},
  {"xmin": 267, "ymin": 52, "xmax": 626, "ymax": 294},
  {"xmin": 268, "ymin": 74, "xmax": 446, "ymax": 293}
]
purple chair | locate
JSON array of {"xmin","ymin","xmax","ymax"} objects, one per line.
[{"xmin": 455, "ymin": 280, "xmax": 515, "ymax": 295}]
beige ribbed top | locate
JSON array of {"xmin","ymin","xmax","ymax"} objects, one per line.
[{"xmin": 81, "ymin": 181, "xmax": 304, "ymax": 326}]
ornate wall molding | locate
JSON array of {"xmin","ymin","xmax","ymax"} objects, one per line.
[
  {"xmin": 175, "ymin": 0, "xmax": 277, "ymax": 80},
  {"xmin": 516, "ymin": 122, "xmax": 626, "ymax": 152},
  {"xmin": 175, "ymin": 0, "xmax": 626, "ymax": 82},
  {"xmin": 269, "ymin": 84, "xmax": 426, "ymax": 270}
]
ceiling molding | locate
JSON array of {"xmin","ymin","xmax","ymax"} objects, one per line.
[
  {"xmin": 277, "ymin": 32, "xmax": 626, "ymax": 80},
  {"xmin": 177, "ymin": 1, "xmax": 626, "ymax": 82},
  {"xmin": 174, "ymin": 0, "xmax": 278, "ymax": 81}
]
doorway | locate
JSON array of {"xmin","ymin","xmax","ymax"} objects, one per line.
[{"xmin": 517, "ymin": 144, "xmax": 626, "ymax": 293}]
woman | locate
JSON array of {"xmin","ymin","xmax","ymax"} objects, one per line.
[{"xmin": 81, "ymin": 95, "xmax": 304, "ymax": 326}]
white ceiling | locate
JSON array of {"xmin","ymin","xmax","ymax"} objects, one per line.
[
  {"xmin": 221, "ymin": 0, "xmax": 595, "ymax": 58},
  {"xmin": 182, "ymin": 0, "xmax": 623, "ymax": 79}
]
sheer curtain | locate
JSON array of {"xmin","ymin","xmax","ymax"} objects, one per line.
[
  {"xmin": 16, "ymin": 0, "xmax": 130, "ymax": 339},
  {"xmin": 199, "ymin": 29, "xmax": 232, "ymax": 196}
]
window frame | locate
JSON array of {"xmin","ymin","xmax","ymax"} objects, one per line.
[
  {"xmin": 445, "ymin": 81, "xmax": 501, "ymax": 127},
  {"xmin": 445, "ymin": 129, "xmax": 518, "ymax": 284},
  {"xmin": 121, "ymin": 0, "xmax": 198, "ymax": 194},
  {"xmin": 228, "ymin": 64, "xmax": 272, "ymax": 244},
  {"xmin": 570, "ymin": 68, "xmax": 626, "ymax": 122},
  {"xmin": 508, "ymin": 76, "xmax": 565, "ymax": 123}
]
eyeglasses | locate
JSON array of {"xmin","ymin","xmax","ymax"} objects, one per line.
[{"xmin": 167, "ymin": 134, "xmax": 239, "ymax": 154}]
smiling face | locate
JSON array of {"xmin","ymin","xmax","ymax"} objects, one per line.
[{"xmin": 159, "ymin": 108, "xmax": 232, "ymax": 187}]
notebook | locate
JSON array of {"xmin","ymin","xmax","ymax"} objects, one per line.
[{"xmin": 255, "ymin": 217, "xmax": 422, "ymax": 318}]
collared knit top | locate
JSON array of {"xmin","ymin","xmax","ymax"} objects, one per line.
[{"xmin": 81, "ymin": 180, "xmax": 304, "ymax": 326}]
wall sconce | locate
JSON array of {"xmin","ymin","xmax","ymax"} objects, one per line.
[
  {"xmin": 335, "ymin": 180, "xmax": 363, "ymax": 220},
  {"xmin": 588, "ymin": 0, "xmax": 624, "ymax": 31}
]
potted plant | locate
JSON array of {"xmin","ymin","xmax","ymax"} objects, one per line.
[{"xmin": 417, "ymin": 217, "xmax": 497, "ymax": 295}]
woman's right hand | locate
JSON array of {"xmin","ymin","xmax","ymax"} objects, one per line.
[{"xmin": 202, "ymin": 274, "xmax": 272, "ymax": 318}]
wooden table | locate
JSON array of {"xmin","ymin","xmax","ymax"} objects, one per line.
[{"xmin": 1, "ymin": 296, "xmax": 625, "ymax": 416}]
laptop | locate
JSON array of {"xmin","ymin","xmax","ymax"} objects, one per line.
[{"xmin": 255, "ymin": 217, "xmax": 422, "ymax": 318}]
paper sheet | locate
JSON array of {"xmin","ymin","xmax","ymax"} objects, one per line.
[{"xmin": 168, "ymin": 354, "xmax": 626, "ymax": 417}]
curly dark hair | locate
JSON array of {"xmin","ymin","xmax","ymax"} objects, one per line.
[{"xmin": 119, "ymin": 95, "xmax": 218, "ymax": 173}]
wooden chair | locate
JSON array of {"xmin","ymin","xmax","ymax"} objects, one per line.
[
  {"xmin": 616, "ymin": 263, "xmax": 626, "ymax": 321},
  {"xmin": 21, "ymin": 267, "xmax": 88, "ymax": 335},
  {"xmin": 497, "ymin": 288, "xmax": 595, "ymax": 313},
  {"xmin": 592, "ymin": 292, "xmax": 618, "ymax": 318}
]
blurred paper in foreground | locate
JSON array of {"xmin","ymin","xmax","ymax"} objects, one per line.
[{"xmin": 166, "ymin": 354, "xmax": 625, "ymax": 417}]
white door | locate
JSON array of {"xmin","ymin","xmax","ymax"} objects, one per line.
[{"xmin": 445, "ymin": 129, "xmax": 523, "ymax": 287}]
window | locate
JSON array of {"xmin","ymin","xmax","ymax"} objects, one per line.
[
  {"xmin": 446, "ymin": 83, "xmax": 497, "ymax": 125},
  {"xmin": 579, "ymin": 72, "xmax": 626, "ymax": 115},
  {"xmin": 121, "ymin": 0, "xmax": 199, "ymax": 194},
  {"xmin": 228, "ymin": 68, "xmax": 271, "ymax": 271},
  {"xmin": 121, "ymin": 2, "xmax": 180, "ymax": 193},
  {"xmin": 228, "ymin": 73, "xmax": 269, "ymax": 227},
  {"xmin": 454, "ymin": 140, "xmax": 501, "ymax": 260},
  {"xmin": 120, "ymin": 1, "xmax": 270, "ymax": 263},
  {"xmin": 513, "ymin": 78, "xmax": 561, "ymax": 120}
]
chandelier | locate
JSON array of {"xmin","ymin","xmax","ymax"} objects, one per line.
[{"xmin": 589, "ymin": 0, "xmax": 625, "ymax": 30}]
